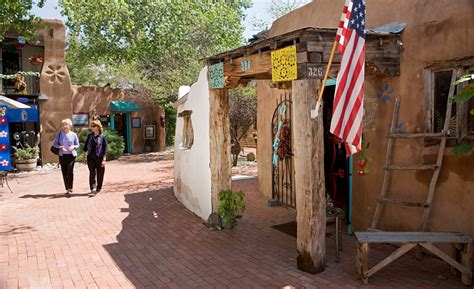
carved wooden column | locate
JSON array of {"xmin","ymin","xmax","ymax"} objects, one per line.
[
  {"xmin": 209, "ymin": 89, "xmax": 231, "ymax": 212},
  {"xmin": 292, "ymin": 79, "xmax": 326, "ymax": 273}
]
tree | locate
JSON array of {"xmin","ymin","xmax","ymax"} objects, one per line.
[
  {"xmin": 59, "ymin": 0, "xmax": 251, "ymax": 145},
  {"xmin": 0, "ymin": 0, "xmax": 45, "ymax": 40},
  {"xmin": 250, "ymin": 0, "xmax": 310, "ymax": 33},
  {"xmin": 229, "ymin": 86, "xmax": 257, "ymax": 166}
]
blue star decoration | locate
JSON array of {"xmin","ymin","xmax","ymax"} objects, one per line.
[
  {"xmin": 388, "ymin": 121, "xmax": 405, "ymax": 133},
  {"xmin": 376, "ymin": 83, "xmax": 395, "ymax": 103}
]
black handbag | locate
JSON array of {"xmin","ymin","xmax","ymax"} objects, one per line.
[
  {"xmin": 50, "ymin": 145, "xmax": 60, "ymax": 155},
  {"xmin": 50, "ymin": 131, "xmax": 61, "ymax": 155}
]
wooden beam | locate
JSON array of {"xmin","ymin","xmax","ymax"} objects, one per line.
[
  {"xmin": 224, "ymin": 50, "xmax": 272, "ymax": 79},
  {"xmin": 419, "ymin": 243, "xmax": 472, "ymax": 280},
  {"xmin": 209, "ymin": 89, "xmax": 231, "ymax": 212},
  {"xmin": 366, "ymin": 243, "xmax": 416, "ymax": 278},
  {"xmin": 293, "ymin": 79, "xmax": 326, "ymax": 274}
]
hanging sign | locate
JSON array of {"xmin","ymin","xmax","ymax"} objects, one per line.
[
  {"xmin": 9, "ymin": 108, "xmax": 39, "ymax": 123},
  {"xmin": 271, "ymin": 45, "xmax": 297, "ymax": 82},
  {"xmin": 209, "ymin": 62, "xmax": 224, "ymax": 89},
  {"xmin": 0, "ymin": 106, "xmax": 11, "ymax": 171}
]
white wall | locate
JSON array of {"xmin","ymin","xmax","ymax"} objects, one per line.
[{"xmin": 174, "ymin": 67, "xmax": 212, "ymax": 221}]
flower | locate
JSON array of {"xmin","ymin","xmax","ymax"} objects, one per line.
[{"xmin": 28, "ymin": 55, "xmax": 43, "ymax": 64}]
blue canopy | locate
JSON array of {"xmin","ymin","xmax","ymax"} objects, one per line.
[{"xmin": 109, "ymin": 101, "xmax": 140, "ymax": 112}]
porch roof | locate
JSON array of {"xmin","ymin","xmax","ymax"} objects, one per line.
[{"xmin": 206, "ymin": 26, "xmax": 403, "ymax": 89}]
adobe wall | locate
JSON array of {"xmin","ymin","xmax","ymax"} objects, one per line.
[
  {"xmin": 37, "ymin": 19, "xmax": 74, "ymax": 163},
  {"xmin": 72, "ymin": 86, "xmax": 166, "ymax": 153},
  {"xmin": 259, "ymin": 0, "xmax": 474, "ymax": 239},
  {"xmin": 173, "ymin": 68, "xmax": 212, "ymax": 221}
]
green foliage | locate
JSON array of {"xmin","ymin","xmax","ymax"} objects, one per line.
[
  {"xmin": 60, "ymin": 0, "xmax": 251, "ymax": 146},
  {"xmin": 164, "ymin": 103, "xmax": 177, "ymax": 146},
  {"xmin": 77, "ymin": 128, "xmax": 125, "ymax": 160},
  {"xmin": 250, "ymin": 0, "xmax": 310, "ymax": 35},
  {"xmin": 452, "ymin": 142, "xmax": 474, "ymax": 155},
  {"xmin": 218, "ymin": 190, "xmax": 246, "ymax": 229},
  {"xmin": 452, "ymin": 83, "xmax": 474, "ymax": 103},
  {"xmin": 12, "ymin": 143, "xmax": 39, "ymax": 160},
  {"xmin": 0, "ymin": 0, "xmax": 45, "ymax": 41}
]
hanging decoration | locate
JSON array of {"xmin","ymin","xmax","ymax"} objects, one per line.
[
  {"xmin": 271, "ymin": 45, "xmax": 297, "ymax": 82},
  {"xmin": 0, "ymin": 107, "xmax": 11, "ymax": 171},
  {"xmin": 0, "ymin": 71, "xmax": 40, "ymax": 79},
  {"xmin": 356, "ymin": 140, "xmax": 370, "ymax": 176},
  {"xmin": 14, "ymin": 74, "xmax": 27, "ymax": 94},
  {"xmin": 28, "ymin": 55, "xmax": 43, "ymax": 65},
  {"xmin": 209, "ymin": 62, "xmax": 224, "ymax": 89}
]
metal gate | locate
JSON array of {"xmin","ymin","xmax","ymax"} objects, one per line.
[{"xmin": 271, "ymin": 92, "xmax": 295, "ymax": 208}]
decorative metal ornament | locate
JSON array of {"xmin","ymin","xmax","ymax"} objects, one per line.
[
  {"xmin": 209, "ymin": 62, "xmax": 224, "ymax": 89},
  {"xmin": 271, "ymin": 45, "xmax": 297, "ymax": 82}
]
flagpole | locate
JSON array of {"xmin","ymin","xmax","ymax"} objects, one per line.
[{"xmin": 314, "ymin": 40, "xmax": 338, "ymax": 117}]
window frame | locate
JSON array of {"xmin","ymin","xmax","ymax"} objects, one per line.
[{"xmin": 424, "ymin": 57, "xmax": 474, "ymax": 142}]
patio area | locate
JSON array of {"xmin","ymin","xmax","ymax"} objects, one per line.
[{"xmin": 0, "ymin": 152, "xmax": 467, "ymax": 288}]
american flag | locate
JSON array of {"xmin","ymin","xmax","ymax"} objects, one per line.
[{"xmin": 330, "ymin": 0, "xmax": 366, "ymax": 155}]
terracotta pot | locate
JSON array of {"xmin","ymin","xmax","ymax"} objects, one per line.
[{"xmin": 16, "ymin": 159, "xmax": 37, "ymax": 171}]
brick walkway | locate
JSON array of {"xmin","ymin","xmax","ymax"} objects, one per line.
[{"xmin": 0, "ymin": 153, "xmax": 467, "ymax": 288}]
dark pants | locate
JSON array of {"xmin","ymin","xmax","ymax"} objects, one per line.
[
  {"xmin": 59, "ymin": 154, "xmax": 76, "ymax": 190},
  {"xmin": 87, "ymin": 156, "xmax": 105, "ymax": 192}
]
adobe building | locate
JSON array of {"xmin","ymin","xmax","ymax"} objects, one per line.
[
  {"xmin": 261, "ymin": 0, "xmax": 474, "ymax": 237},
  {"xmin": 1, "ymin": 19, "xmax": 165, "ymax": 164},
  {"xmin": 191, "ymin": 0, "xmax": 474, "ymax": 274}
]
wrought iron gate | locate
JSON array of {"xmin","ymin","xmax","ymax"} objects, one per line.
[{"xmin": 271, "ymin": 92, "xmax": 295, "ymax": 208}]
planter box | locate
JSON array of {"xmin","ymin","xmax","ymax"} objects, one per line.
[{"xmin": 16, "ymin": 159, "xmax": 37, "ymax": 171}]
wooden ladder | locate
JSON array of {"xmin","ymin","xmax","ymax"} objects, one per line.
[{"xmin": 370, "ymin": 71, "xmax": 457, "ymax": 232}]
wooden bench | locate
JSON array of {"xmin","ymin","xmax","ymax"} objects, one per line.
[{"xmin": 354, "ymin": 231, "xmax": 472, "ymax": 285}]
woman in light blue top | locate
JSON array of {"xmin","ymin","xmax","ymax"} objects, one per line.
[{"xmin": 52, "ymin": 119, "xmax": 80, "ymax": 196}]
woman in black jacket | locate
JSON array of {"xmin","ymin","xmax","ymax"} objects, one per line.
[{"xmin": 83, "ymin": 120, "xmax": 107, "ymax": 195}]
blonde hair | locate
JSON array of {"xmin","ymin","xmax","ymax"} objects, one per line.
[
  {"xmin": 91, "ymin": 120, "xmax": 103, "ymax": 133},
  {"xmin": 61, "ymin": 119, "xmax": 73, "ymax": 129}
]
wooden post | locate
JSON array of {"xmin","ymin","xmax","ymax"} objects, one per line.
[
  {"xmin": 209, "ymin": 89, "xmax": 231, "ymax": 211},
  {"xmin": 356, "ymin": 242, "xmax": 369, "ymax": 284},
  {"xmin": 292, "ymin": 79, "xmax": 326, "ymax": 273},
  {"xmin": 461, "ymin": 243, "xmax": 472, "ymax": 285}
]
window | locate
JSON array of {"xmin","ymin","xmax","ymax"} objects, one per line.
[
  {"xmin": 178, "ymin": 110, "xmax": 193, "ymax": 149},
  {"xmin": 425, "ymin": 58, "xmax": 474, "ymax": 141}
]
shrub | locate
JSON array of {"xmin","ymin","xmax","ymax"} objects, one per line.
[
  {"xmin": 12, "ymin": 144, "xmax": 39, "ymax": 160},
  {"xmin": 77, "ymin": 128, "xmax": 125, "ymax": 160},
  {"xmin": 218, "ymin": 190, "xmax": 246, "ymax": 229}
]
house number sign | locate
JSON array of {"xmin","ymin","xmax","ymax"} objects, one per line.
[{"xmin": 307, "ymin": 64, "xmax": 325, "ymax": 79}]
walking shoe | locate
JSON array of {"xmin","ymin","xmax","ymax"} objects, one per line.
[{"xmin": 65, "ymin": 189, "xmax": 71, "ymax": 197}]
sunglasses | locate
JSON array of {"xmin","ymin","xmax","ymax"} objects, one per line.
[{"xmin": 91, "ymin": 125, "xmax": 97, "ymax": 127}]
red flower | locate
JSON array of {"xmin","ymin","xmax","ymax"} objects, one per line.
[{"xmin": 0, "ymin": 144, "xmax": 8, "ymax": 151}]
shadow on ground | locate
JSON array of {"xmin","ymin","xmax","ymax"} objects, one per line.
[{"xmin": 102, "ymin": 179, "xmax": 467, "ymax": 288}]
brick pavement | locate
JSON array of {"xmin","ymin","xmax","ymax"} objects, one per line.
[{"xmin": 0, "ymin": 152, "xmax": 467, "ymax": 288}]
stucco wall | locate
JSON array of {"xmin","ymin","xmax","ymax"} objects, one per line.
[
  {"xmin": 260, "ymin": 0, "xmax": 474, "ymax": 239},
  {"xmin": 174, "ymin": 67, "xmax": 212, "ymax": 221},
  {"xmin": 72, "ymin": 86, "xmax": 165, "ymax": 153}
]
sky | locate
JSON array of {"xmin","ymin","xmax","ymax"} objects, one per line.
[{"xmin": 31, "ymin": 0, "xmax": 310, "ymax": 41}]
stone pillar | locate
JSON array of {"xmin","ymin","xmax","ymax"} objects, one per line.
[
  {"xmin": 209, "ymin": 89, "xmax": 231, "ymax": 212},
  {"xmin": 292, "ymin": 79, "xmax": 326, "ymax": 273}
]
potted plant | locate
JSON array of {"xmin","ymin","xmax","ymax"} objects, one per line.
[
  {"xmin": 13, "ymin": 144, "xmax": 39, "ymax": 171},
  {"xmin": 28, "ymin": 55, "xmax": 43, "ymax": 65},
  {"xmin": 218, "ymin": 190, "xmax": 246, "ymax": 229}
]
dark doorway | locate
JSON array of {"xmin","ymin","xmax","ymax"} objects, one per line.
[
  {"xmin": 2, "ymin": 50, "xmax": 21, "ymax": 94},
  {"xmin": 322, "ymin": 85, "xmax": 350, "ymax": 215},
  {"xmin": 114, "ymin": 114, "xmax": 129, "ymax": 153}
]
